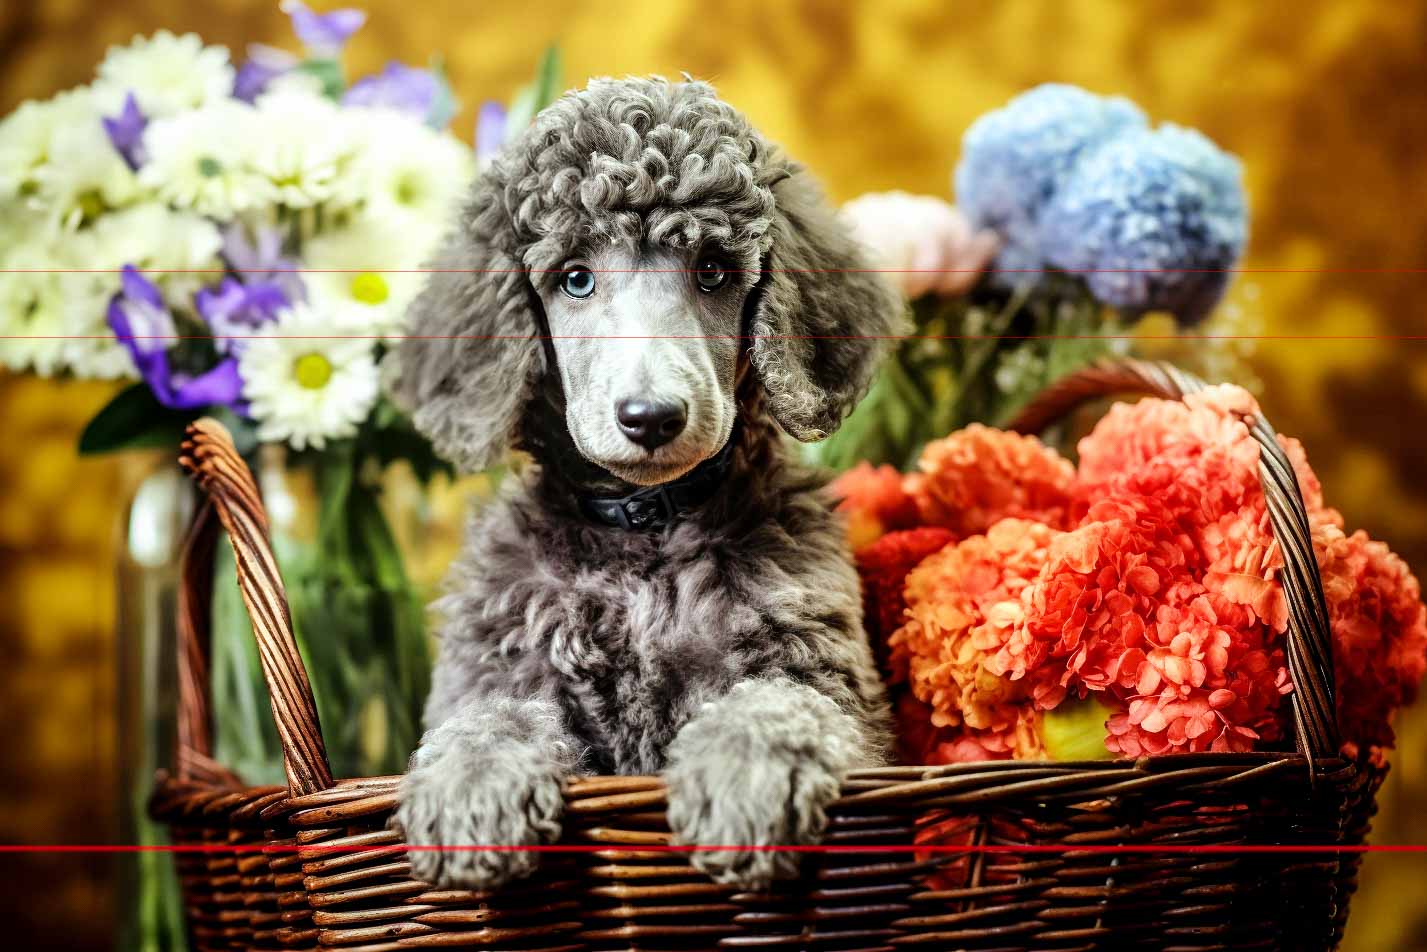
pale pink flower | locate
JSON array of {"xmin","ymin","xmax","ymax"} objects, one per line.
[{"xmin": 840, "ymin": 191, "xmax": 999, "ymax": 298}]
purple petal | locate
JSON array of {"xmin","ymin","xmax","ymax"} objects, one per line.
[
  {"xmin": 166, "ymin": 359, "xmax": 245, "ymax": 410},
  {"xmin": 196, "ymin": 277, "xmax": 289, "ymax": 354},
  {"xmin": 108, "ymin": 265, "xmax": 245, "ymax": 411},
  {"xmin": 107, "ymin": 288, "xmax": 164, "ymax": 371},
  {"xmin": 107, "ymin": 273, "xmax": 176, "ymax": 397},
  {"xmin": 117, "ymin": 265, "xmax": 168, "ymax": 325},
  {"xmin": 234, "ymin": 60, "xmax": 284, "ymax": 103},
  {"xmin": 233, "ymin": 44, "xmax": 300, "ymax": 103},
  {"xmin": 195, "ymin": 278, "xmax": 244, "ymax": 321},
  {"xmin": 102, "ymin": 93, "xmax": 148, "ymax": 170},
  {"xmin": 221, "ymin": 224, "xmax": 307, "ymax": 304},
  {"xmin": 475, "ymin": 101, "xmax": 507, "ymax": 163},
  {"xmin": 342, "ymin": 61, "xmax": 438, "ymax": 119},
  {"xmin": 246, "ymin": 283, "xmax": 289, "ymax": 315},
  {"xmin": 282, "ymin": 1, "xmax": 366, "ymax": 54}
]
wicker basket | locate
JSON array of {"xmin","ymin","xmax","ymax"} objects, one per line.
[{"xmin": 151, "ymin": 359, "xmax": 1383, "ymax": 952}]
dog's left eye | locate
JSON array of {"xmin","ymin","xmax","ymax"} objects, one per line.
[
  {"xmin": 695, "ymin": 258, "xmax": 728, "ymax": 292},
  {"xmin": 560, "ymin": 266, "xmax": 596, "ymax": 299}
]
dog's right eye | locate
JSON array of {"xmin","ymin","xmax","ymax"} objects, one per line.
[{"xmin": 560, "ymin": 266, "xmax": 596, "ymax": 299}]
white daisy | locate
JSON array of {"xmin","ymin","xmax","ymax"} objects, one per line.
[
  {"xmin": 263, "ymin": 68, "xmax": 328, "ymax": 101},
  {"xmin": 86, "ymin": 201, "xmax": 224, "ymax": 298},
  {"xmin": 94, "ymin": 30, "xmax": 234, "ymax": 118},
  {"xmin": 48, "ymin": 202, "xmax": 225, "ymax": 378},
  {"xmin": 140, "ymin": 101, "xmax": 272, "ymax": 217},
  {"xmin": 32, "ymin": 112, "xmax": 145, "ymax": 231},
  {"xmin": 0, "ymin": 210, "xmax": 134, "ymax": 379},
  {"xmin": 0, "ymin": 87, "xmax": 98, "ymax": 201},
  {"xmin": 346, "ymin": 107, "xmax": 474, "ymax": 233},
  {"xmin": 0, "ymin": 199, "xmax": 41, "ymax": 252},
  {"xmin": 249, "ymin": 86, "xmax": 361, "ymax": 209},
  {"xmin": 60, "ymin": 295, "xmax": 139, "ymax": 379},
  {"xmin": 301, "ymin": 216, "xmax": 426, "ymax": 338},
  {"xmin": 238, "ymin": 302, "xmax": 379, "ymax": 450},
  {"xmin": 0, "ymin": 246, "xmax": 70, "ymax": 376}
]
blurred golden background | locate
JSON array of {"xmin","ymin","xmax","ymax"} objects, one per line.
[{"xmin": 3, "ymin": 0, "xmax": 1426, "ymax": 948}]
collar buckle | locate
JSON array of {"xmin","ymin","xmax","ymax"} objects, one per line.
[{"xmin": 577, "ymin": 435, "xmax": 736, "ymax": 532}]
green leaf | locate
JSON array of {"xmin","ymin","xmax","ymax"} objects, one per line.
[
  {"xmin": 358, "ymin": 398, "xmax": 455, "ymax": 485},
  {"xmin": 313, "ymin": 442, "xmax": 357, "ymax": 567},
  {"xmin": 1041, "ymin": 696, "xmax": 1117, "ymax": 762},
  {"xmin": 425, "ymin": 56, "xmax": 460, "ymax": 130},
  {"xmin": 529, "ymin": 45, "xmax": 563, "ymax": 113},
  {"xmin": 296, "ymin": 58, "xmax": 345, "ymax": 100},
  {"xmin": 78, "ymin": 384, "xmax": 194, "ymax": 455},
  {"xmin": 351, "ymin": 484, "xmax": 408, "ymax": 592},
  {"xmin": 506, "ymin": 45, "xmax": 563, "ymax": 132}
]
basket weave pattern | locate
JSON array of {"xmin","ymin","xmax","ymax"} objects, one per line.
[{"xmin": 151, "ymin": 360, "xmax": 1382, "ymax": 951}]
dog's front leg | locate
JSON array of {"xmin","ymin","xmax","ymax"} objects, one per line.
[
  {"xmin": 663, "ymin": 677, "xmax": 869, "ymax": 888},
  {"xmin": 394, "ymin": 695, "xmax": 578, "ymax": 890}
]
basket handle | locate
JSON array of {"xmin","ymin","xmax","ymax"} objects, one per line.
[
  {"xmin": 173, "ymin": 418, "xmax": 334, "ymax": 796},
  {"xmin": 1007, "ymin": 358, "xmax": 1340, "ymax": 766}
]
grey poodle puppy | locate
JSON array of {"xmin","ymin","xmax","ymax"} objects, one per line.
[{"xmin": 391, "ymin": 75, "xmax": 905, "ymax": 891}]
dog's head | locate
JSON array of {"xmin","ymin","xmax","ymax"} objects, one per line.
[{"xmin": 393, "ymin": 76, "xmax": 903, "ymax": 485}]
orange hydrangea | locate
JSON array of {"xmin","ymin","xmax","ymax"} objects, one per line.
[
  {"xmin": 1075, "ymin": 386, "xmax": 1335, "ymax": 637},
  {"xmin": 1315, "ymin": 521, "xmax": 1427, "ymax": 756},
  {"xmin": 893, "ymin": 671, "xmax": 1045, "ymax": 764},
  {"xmin": 829, "ymin": 462, "xmax": 921, "ymax": 550},
  {"xmin": 858, "ymin": 384, "xmax": 1426, "ymax": 764},
  {"xmin": 888, "ymin": 519, "xmax": 1056, "ymax": 759},
  {"xmin": 907, "ymin": 424, "xmax": 1077, "ymax": 536},
  {"xmin": 855, "ymin": 527, "xmax": 957, "ymax": 673},
  {"xmin": 989, "ymin": 493, "xmax": 1293, "ymax": 755}
]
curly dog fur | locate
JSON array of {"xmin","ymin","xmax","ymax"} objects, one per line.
[{"xmin": 391, "ymin": 75, "xmax": 905, "ymax": 890}]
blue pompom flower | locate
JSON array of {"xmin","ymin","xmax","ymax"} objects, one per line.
[
  {"xmin": 1038, "ymin": 123, "xmax": 1248, "ymax": 326},
  {"xmin": 954, "ymin": 83, "xmax": 1146, "ymax": 282}
]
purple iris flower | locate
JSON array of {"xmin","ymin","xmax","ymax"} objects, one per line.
[
  {"xmin": 233, "ymin": 44, "xmax": 299, "ymax": 103},
  {"xmin": 221, "ymin": 224, "xmax": 307, "ymax": 305},
  {"xmin": 343, "ymin": 61, "xmax": 439, "ymax": 122},
  {"xmin": 195, "ymin": 278, "xmax": 289, "ymax": 355},
  {"xmin": 108, "ymin": 266, "xmax": 245, "ymax": 411},
  {"xmin": 475, "ymin": 101, "xmax": 507, "ymax": 165},
  {"xmin": 102, "ymin": 93, "xmax": 147, "ymax": 170},
  {"xmin": 282, "ymin": 1, "xmax": 366, "ymax": 56}
]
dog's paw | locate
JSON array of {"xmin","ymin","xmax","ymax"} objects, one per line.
[
  {"xmin": 664, "ymin": 744, "xmax": 842, "ymax": 889},
  {"xmin": 394, "ymin": 742, "xmax": 564, "ymax": 890}
]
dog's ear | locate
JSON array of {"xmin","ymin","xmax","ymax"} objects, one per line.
[
  {"xmin": 390, "ymin": 175, "xmax": 545, "ymax": 473},
  {"xmin": 749, "ymin": 169, "xmax": 906, "ymax": 441}
]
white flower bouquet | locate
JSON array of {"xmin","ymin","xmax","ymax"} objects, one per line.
[
  {"xmin": 2, "ymin": 2, "xmax": 559, "ymax": 746},
  {"xmin": 0, "ymin": 6, "xmax": 507, "ymax": 456},
  {"xmin": 1, "ymin": 9, "xmax": 558, "ymax": 948}
]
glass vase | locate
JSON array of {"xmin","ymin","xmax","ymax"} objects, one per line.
[
  {"xmin": 116, "ymin": 462, "xmax": 194, "ymax": 952},
  {"xmin": 209, "ymin": 445, "xmax": 438, "ymax": 784},
  {"xmin": 117, "ymin": 447, "xmax": 458, "ymax": 949}
]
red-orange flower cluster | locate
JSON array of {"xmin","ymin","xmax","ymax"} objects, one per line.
[
  {"xmin": 856, "ymin": 527, "xmax": 957, "ymax": 674},
  {"xmin": 889, "ymin": 519, "xmax": 1057, "ymax": 760},
  {"xmin": 851, "ymin": 387, "xmax": 1427, "ymax": 764},
  {"xmin": 829, "ymin": 462, "xmax": 921, "ymax": 551},
  {"xmin": 908, "ymin": 424, "xmax": 1078, "ymax": 535},
  {"xmin": 1315, "ymin": 521, "xmax": 1427, "ymax": 758}
]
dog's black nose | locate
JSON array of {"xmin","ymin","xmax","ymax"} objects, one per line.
[{"xmin": 616, "ymin": 398, "xmax": 687, "ymax": 451}]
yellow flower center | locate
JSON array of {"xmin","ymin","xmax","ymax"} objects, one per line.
[
  {"xmin": 350, "ymin": 271, "xmax": 389, "ymax": 305},
  {"xmin": 395, "ymin": 173, "xmax": 423, "ymax": 206},
  {"xmin": 294, "ymin": 352, "xmax": 333, "ymax": 390},
  {"xmin": 77, "ymin": 189, "xmax": 106, "ymax": 224}
]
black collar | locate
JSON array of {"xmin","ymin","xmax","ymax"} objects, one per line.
[{"xmin": 577, "ymin": 435, "xmax": 738, "ymax": 531}]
